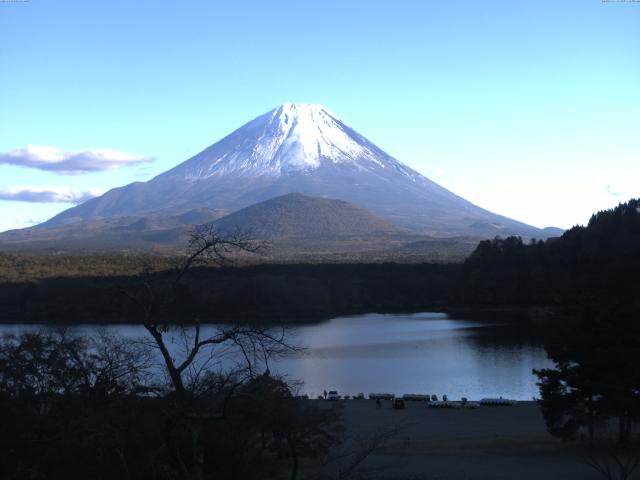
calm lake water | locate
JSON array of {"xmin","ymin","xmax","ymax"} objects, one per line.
[{"xmin": 0, "ymin": 312, "xmax": 552, "ymax": 400}]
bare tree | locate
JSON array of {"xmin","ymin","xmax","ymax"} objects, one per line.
[
  {"xmin": 583, "ymin": 441, "xmax": 640, "ymax": 480},
  {"xmin": 120, "ymin": 225, "xmax": 297, "ymax": 480},
  {"xmin": 0, "ymin": 330, "xmax": 158, "ymax": 480},
  {"xmin": 0, "ymin": 330, "xmax": 153, "ymax": 400}
]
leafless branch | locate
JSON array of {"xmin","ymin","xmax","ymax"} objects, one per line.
[
  {"xmin": 583, "ymin": 442, "xmax": 640, "ymax": 480},
  {"xmin": 173, "ymin": 224, "xmax": 266, "ymax": 286}
]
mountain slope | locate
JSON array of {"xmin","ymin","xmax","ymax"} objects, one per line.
[{"xmin": 27, "ymin": 103, "xmax": 554, "ymax": 239}]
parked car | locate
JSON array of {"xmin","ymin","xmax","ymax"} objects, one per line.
[
  {"xmin": 393, "ymin": 398, "xmax": 406, "ymax": 410},
  {"xmin": 327, "ymin": 390, "xmax": 340, "ymax": 401}
]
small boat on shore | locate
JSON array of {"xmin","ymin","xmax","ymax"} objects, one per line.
[
  {"xmin": 369, "ymin": 393, "xmax": 395, "ymax": 400},
  {"xmin": 402, "ymin": 394, "xmax": 429, "ymax": 401},
  {"xmin": 428, "ymin": 401, "xmax": 480, "ymax": 409},
  {"xmin": 428, "ymin": 401, "xmax": 459, "ymax": 408}
]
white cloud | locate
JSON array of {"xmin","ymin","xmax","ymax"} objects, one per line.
[
  {"xmin": 0, "ymin": 186, "xmax": 103, "ymax": 204},
  {"xmin": 0, "ymin": 145, "xmax": 155, "ymax": 174},
  {"xmin": 607, "ymin": 184, "xmax": 622, "ymax": 197}
]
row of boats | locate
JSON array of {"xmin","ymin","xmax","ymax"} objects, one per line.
[
  {"xmin": 318, "ymin": 392, "xmax": 517, "ymax": 406},
  {"xmin": 367, "ymin": 393, "xmax": 516, "ymax": 406},
  {"xmin": 316, "ymin": 389, "xmax": 518, "ymax": 406}
]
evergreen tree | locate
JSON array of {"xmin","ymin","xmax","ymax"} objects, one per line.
[{"xmin": 534, "ymin": 310, "xmax": 640, "ymax": 446}]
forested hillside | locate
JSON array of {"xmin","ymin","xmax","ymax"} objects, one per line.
[{"xmin": 458, "ymin": 199, "xmax": 640, "ymax": 313}]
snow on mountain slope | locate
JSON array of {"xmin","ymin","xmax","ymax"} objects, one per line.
[{"xmin": 164, "ymin": 102, "xmax": 417, "ymax": 180}]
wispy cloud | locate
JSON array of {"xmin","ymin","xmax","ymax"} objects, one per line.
[
  {"xmin": 0, "ymin": 186, "xmax": 103, "ymax": 204},
  {"xmin": 606, "ymin": 184, "xmax": 622, "ymax": 197},
  {"xmin": 606, "ymin": 180, "xmax": 637, "ymax": 198},
  {"xmin": 0, "ymin": 145, "xmax": 155, "ymax": 174}
]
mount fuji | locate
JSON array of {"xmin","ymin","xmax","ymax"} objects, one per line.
[{"xmin": 3, "ymin": 103, "xmax": 560, "ymax": 251}]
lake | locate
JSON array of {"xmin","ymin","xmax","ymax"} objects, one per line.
[{"xmin": 0, "ymin": 312, "xmax": 552, "ymax": 400}]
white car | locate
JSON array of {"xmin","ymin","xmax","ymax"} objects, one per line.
[{"xmin": 327, "ymin": 390, "xmax": 340, "ymax": 401}]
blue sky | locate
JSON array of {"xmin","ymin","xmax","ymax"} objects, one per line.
[{"xmin": 1, "ymin": 0, "xmax": 638, "ymax": 232}]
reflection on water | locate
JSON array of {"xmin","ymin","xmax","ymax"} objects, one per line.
[{"xmin": 0, "ymin": 312, "xmax": 552, "ymax": 400}]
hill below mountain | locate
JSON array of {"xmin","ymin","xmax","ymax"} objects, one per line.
[
  {"xmin": 213, "ymin": 193, "xmax": 399, "ymax": 239},
  {"xmin": 0, "ymin": 193, "xmax": 480, "ymax": 261}
]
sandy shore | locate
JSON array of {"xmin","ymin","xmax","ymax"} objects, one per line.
[{"xmin": 320, "ymin": 399, "xmax": 600, "ymax": 479}]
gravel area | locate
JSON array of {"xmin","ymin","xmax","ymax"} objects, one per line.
[{"xmin": 320, "ymin": 400, "xmax": 601, "ymax": 479}]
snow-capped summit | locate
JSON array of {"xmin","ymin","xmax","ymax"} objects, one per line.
[
  {"xmin": 166, "ymin": 102, "xmax": 416, "ymax": 180},
  {"xmin": 261, "ymin": 102, "xmax": 371, "ymax": 171},
  {"xmin": 39, "ymin": 103, "xmax": 553, "ymax": 239}
]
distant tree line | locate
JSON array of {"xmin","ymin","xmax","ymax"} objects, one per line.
[{"xmin": 0, "ymin": 262, "xmax": 458, "ymax": 324}]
